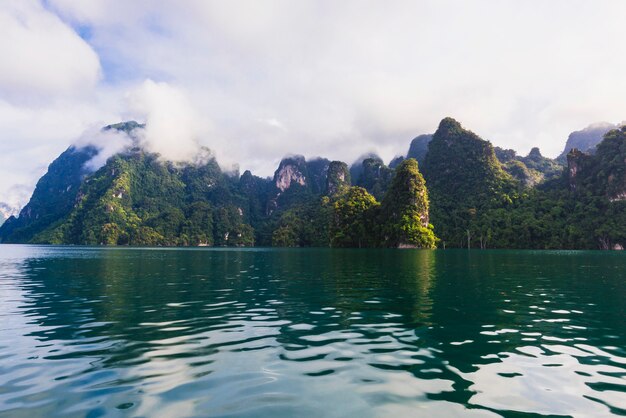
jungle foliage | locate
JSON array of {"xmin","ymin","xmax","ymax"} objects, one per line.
[{"xmin": 1, "ymin": 120, "xmax": 625, "ymax": 250}]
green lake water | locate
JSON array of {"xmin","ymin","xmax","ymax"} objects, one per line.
[{"xmin": 0, "ymin": 245, "xmax": 625, "ymax": 417}]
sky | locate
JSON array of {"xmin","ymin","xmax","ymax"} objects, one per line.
[{"xmin": 1, "ymin": 0, "xmax": 625, "ymax": 214}]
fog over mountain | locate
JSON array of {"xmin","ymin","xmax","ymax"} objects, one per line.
[{"xmin": 2, "ymin": 0, "xmax": 626, "ymax": 212}]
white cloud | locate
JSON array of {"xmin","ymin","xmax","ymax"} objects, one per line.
[
  {"xmin": 74, "ymin": 126, "xmax": 134, "ymax": 172},
  {"xmin": 0, "ymin": 95, "xmax": 123, "ymax": 211},
  {"xmin": 127, "ymin": 79, "xmax": 209, "ymax": 163},
  {"xmin": 0, "ymin": 0, "xmax": 101, "ymax": 102}
]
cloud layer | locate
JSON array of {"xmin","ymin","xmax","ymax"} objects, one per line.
[
  {"xmin": 128, "ymin": 80, "xmax": 208, "ymax": 163},
  {"xmin": 1, "ymin": 0, "xmax": 626, "ymax": 212}
]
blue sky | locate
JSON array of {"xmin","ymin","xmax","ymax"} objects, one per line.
[{"xmin": 1, "ymin": 0, "xmax": 625, "ymax": 216}]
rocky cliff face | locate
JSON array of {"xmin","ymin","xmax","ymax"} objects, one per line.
[
  {"xmin": 305, "ymin": 158, "xmax": 331, "ymax": 195},
  {"xmin": 557, "ymin": 122, "xmax": 619, "ymax": 162},
  {"xmin": 406, "ymin": 134, "xmax": 433, "ymax": 164},
  {"xmin": 566, "ymin": 148, "xmax": 590, "ymax": 191},
  {"xmin": 325, "ymin": 161, "xmax": 350, "ymax": 196},
  {"xmin": 596, "ymin": 127, "xmax": 626, "ymax": 201},
  {"xmin": 564, "ymin": 127, "xmax": 626, "ymax": 249},
  {"xmin": 274, "ymin": 156, "xmax": 308, "ymax": 192},
  {"xmin": 566, "ymin": 126, "xmax": 626, "ymax": 199}
]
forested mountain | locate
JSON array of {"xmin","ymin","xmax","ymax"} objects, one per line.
[
  {"xmin": 496, "ymin": 146, "xmax": 563, "ymax": 187},
  {"xmin": 1, "ymin": 118, "xmax": 624, "ymax": 249},
  {"xmin": 421, "ymin": 118, "xmax": 518, "ymax": 248},
  {"xmin": 0, "ymin": 144, "xmax": 99, "ymax": 243},
  {"xmin": 406, "ymin": 134, "xmax": 433, "ymax": 164},
  {"xmin": 0, "ymin": 203, "xmax": 13, "ymax": 226}
]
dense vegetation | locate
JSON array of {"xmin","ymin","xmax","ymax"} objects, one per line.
[
  {"xmin": 1, "ymin": 118, "xmax": 624, "ymax": 249},
  {"xmin": 420, "ymin": 121, "xmax": 626, "ymax": 250},
  {"xmin": 422, "ymin": 118, "xmax": 519, "ymax": 248}
]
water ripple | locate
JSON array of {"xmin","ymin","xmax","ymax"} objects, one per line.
[{"xmin": 0, "ymin": 246, "xmax": 625, "ymax": 417}]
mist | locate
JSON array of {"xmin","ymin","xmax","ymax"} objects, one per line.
[{"xmin": 128, "ymin": 80, "xmax": 208, "ymax": 163}]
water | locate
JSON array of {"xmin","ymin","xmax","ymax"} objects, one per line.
[{"xmin": 0, "ymin": 245, "xmax": 625, "ymax": 417}]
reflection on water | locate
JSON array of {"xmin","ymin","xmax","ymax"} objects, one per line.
[{"xmin": 0, "ymin": 246, "xmax": 625, "ymax": 417}]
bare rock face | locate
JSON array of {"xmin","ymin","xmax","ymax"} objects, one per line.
[
  {"xmin": 273, "ymin": 156, "xmax": 308, "ymax": 192},
  {"xmin": 305, "ymin": 158, "xmax": 331, "ymax": 195},
  {"xmin": 609, "ymin": 192, "xmax": 626, "ymax": 202},
  {"xmin": 567, "ymin": 126, "xmax": 626, "ymax": 201},
  {"xmin": 558, "ymin": 122, "xmax": 618, "ymax": 162},
  {"xmin": 566, "ymin": 148, "xmax": 590, "ymax": 191},
  {"xmin": 325, "ymin": 161, "xmax": 350, "ymax": 196}
]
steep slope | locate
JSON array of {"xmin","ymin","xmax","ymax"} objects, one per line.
[
  {"xmin": 406, "ymin": 134, "xmax": 433, "ymax": 164},
  {"xmin": 567, "ymin": 126, "xmax": 626, "ymax": 201},
  {"xmin": 0, "ymin": 144, "xmax": 98, "ymax": 243},
  {"xmin": 4, "ymin": 118, "xmax": 624, "ymax": 250},
  {"xmin": 500, "ymin": 147, "xmax": 563, "ymax": 187},
  {"xmin": 518, "ymin": 147, "xmax": 563, "ymax": 182},
  {"xmin": 422, "ymin": 117, "xmax": 518, "ymax": 247},
  {"xmin": 32, "ymin": 149, "xmax": 254, "ymax": 246},
  {"xmin": 379, "ymin": 159, "xmax": 437, "ymax": 248},
  {"xmin": 349, "ymin": 153, "xmax": 381, "ymax": 186},
  {"xmin": 0, "ymin": 202, "xmax": 16, "ymax": 226},
  {"xmin": 352, "ymin": 156, "xmax": 394, "ymax": 200},
  {"xmin": 306, "ymin": 158, "xmax": 331, "ymax": 195},
  {"xmin": 325, "ymin": 161, "xmax": 351, "ymax": 196},
  {"xmin": 557, "ymin": 122, "xmax": 619, "ymax": 162}
]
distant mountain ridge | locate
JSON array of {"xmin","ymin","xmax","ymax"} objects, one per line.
[
  {"xmin": 0, "ymin": 203, "xmax": 17, "ymax": 225},
  {"xmin": 557, "ymin": 122, "xmax": 622, "ymax": 162},
  {"xmin": 1, "ymin": 118, "xmax": 624, "ymax": 249}
]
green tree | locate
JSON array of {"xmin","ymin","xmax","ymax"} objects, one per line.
[
  {"xmin": 330, "ymin": 187, "xmax": 379, "ymax": 248},
  {"xmin": 380, "ymin": 159, "xmax": 438, "ymax": 248}
]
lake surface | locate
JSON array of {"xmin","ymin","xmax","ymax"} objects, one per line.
[{"xmin": 0, "ymin": 246, "xmax": 625, "ymax": 417}]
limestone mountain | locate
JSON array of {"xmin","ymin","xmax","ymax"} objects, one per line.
[
  {"xmin": 567, "ymin": 126, "xmax": 626, "ymax": 201},
  {"xmin": 325, "ymin": 161, "xmax": 351, "ymax": 196},
  {"xmin": 0, "ymin": 144, "xmax": 99, "ymax": 243},
  {"xmin": 379, "ymin": 159, "xmax": 437, "ymax": 248},
  {"xmin": 349, "ymin": 153, "xmax": 381, "ymax": 186},
  {"xmin": 273, "ymin": 155, "xmax": 309, "ymax": 193},
  {"xmin": 0, "ymin": 202, "xmax": 17, "ymax": 226},
  {"xmin": 499, "ymin": 147, "xmax": 563, "ymax": 187},
  {"xmin": 422, "ymin": 117, "xmax": 518, "ymax": 247},
  {"xmin": 2, "ymin": 117, "xmax": 625, "ymax": 250},
  {"xmin": 518, "ymin": 147, "xmax": 563, "ymax": 182},
  {"xmin": 27, "ymin": 148, "xmax": 255, "ymax": 246},
  {"xmin": 406, "ymin": 134, "xmax": 433, "ymax": 164},
  {"xmin": 351, "ymin": 156, "xmax": 394, "ymax": 200},
  {"xmin": 557, "ymin": 122, "xmax": 620, "ymax": 162}
]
